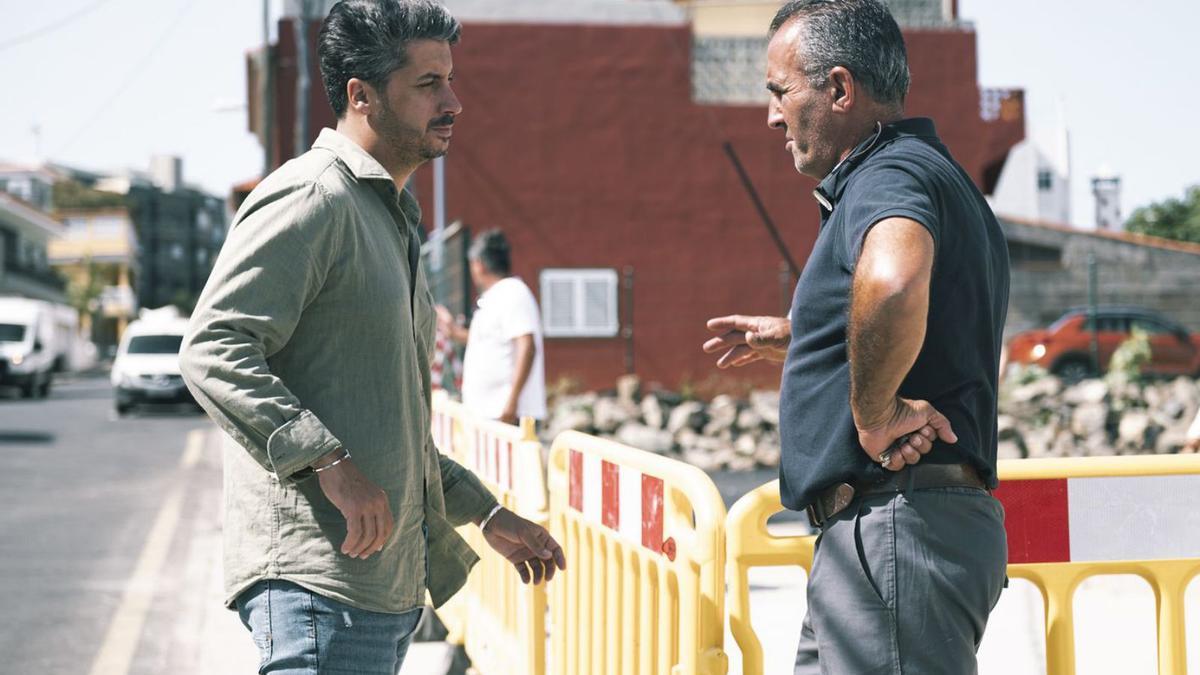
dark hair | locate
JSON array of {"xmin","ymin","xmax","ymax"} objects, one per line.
[
  {"xmin": 318, "ymin": 0, "xmax": 461, "ymax": 118},
  {"xmin": 468, "ymin": 229, "xmax": 512, "ymax": 277},
  {"xmin": 769, "ymin": 0, "xmax": 910, "ymax": 108}
]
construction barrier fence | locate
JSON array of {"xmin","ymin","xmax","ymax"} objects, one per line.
[
  {"xmin": 548, "ymin": 430, "xmax": 729, "ymax": 675},
  {"xmin": 431, "ymin": 393, "xmax": 549, "ymax": 675},
  {"xmin": 726, "ymin": 454, "xmax": 1200, "ymax": 675}
]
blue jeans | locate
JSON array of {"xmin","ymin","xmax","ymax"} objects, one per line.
[{"xmin": 236, "ymin": 580, "xmax": 424, "ymax": 674}]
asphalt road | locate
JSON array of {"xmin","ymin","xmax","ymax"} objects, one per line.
[{"xmin": 0, "ymin": 373, "xmax": 237, "ymax": 674}]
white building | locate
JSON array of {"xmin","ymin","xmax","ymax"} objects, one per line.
[
  {"xmin": 990, "ymin": 115, "xmax": 1071, "ymax": 225},
  {"xmin": 0, "ymin": 191, "xmax": 67, "ymax": 304}
]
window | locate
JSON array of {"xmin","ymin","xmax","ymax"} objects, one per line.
[
  {"xmin": 127, "ymin": 335, "xmax": 183, "ymax": 354},
  {"xmin": 540, "ymin": 268, "xmax": 620, "ymax": 338},
  {"xmin": 6, "ymin": 178, "xmax": 30, "ymax": 201},
  {"xmin": 0, "ymin": 324, "xmax": 26, "ymax": 343},
  {"xmin": 1037, "ymin": 169, "xmax": 1054, "ymax": 191},
  {"xmin": 1083, "ymin": 315, "xmax": 1131, "ymax": 333},
  {"xmin": 1131, "ymin": 318, "xmax": 1175, "ymax": 335},
  {"xmin": 91, "ymin": 216, "xmax": 128, "ymax": 238}
]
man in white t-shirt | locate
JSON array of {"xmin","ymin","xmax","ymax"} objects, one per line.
[
  {"xmin": 437, "ymin": 229, "xmax": 547, "ymax": 424},
  {"xmin": 1186, "ymin": 406, "xmax": 1200, "ymax": 453}
]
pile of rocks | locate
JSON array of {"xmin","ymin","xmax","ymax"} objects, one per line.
[
  {"xmin": 543, "ymin": 376, "xmax": 781, "ymax": 472},
  {"xmin": 997, "ymin": 374, "xmax": 1200, "ymax": 459},
  {"xmin": 541, "ymin": 373, "xmax": 1200, "ymax": 471}
]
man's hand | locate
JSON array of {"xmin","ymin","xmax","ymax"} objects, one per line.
[
  {"xmin": 435, "ymin": 305, "xmax": 466, "ymax": 343},
  {"xmin": 856, "ymin": 397, "xmax": 957, "ymax": 472},
  {"xmin": 499, "ymin": 404, "xmax": 518, "ymax": 426},
  {"xmin": 703, "ymin": 315, "xmax": 791, "ymax": 368},
  {"xmin": 314, "ymin": 452, "xmax": 394, "ymax": 559},
  {"xmin": 482, "ymin": 508, "xmax": 567, "ymax": 584}
]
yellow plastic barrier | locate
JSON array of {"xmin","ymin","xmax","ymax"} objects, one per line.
[
  {"xmin": 431, "ymin": 392, "xmax": 549, "ymax": 675},
  {"xmin": 547, "ymin": 430, "xmax": 729, "ymax": 675},
  {"xmin": 727, "ymin": 454, "xmax": 1200, "ymax": 675}
]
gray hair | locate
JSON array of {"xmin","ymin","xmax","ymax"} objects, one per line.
[
  {"xmin": 468, "ymin": 229, "xmax": 512, "ymax": 277},
  {"xmin": 318, "ymin": 0, "xmax": 461, "ymax": 117},
  {"xmin": 769, "ymin": 0, "xmax": 910, "ymax": 108}
]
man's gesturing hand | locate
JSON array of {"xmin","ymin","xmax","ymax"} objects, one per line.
[
  {"xmin": 482, "ymin": 508, "xmax": 567, "ymax": 585},
  {"xmin": 856, "ymin": 397, "xmax": 958, "ymax": 472},
  {"xmin": 315, "ymin": 455, "xmax": 394, "ymax": 559},
  {"xmin": 703, "ymin": 315, "xmax": 791, "ymax": 368}
]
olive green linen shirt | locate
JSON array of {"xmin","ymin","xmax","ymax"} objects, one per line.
[{"xmin": 180, "ymin": 128, "xmax": 497, "ymax": 613}]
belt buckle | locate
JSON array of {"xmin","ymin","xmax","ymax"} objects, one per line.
[{"xmin": 807, "ymin": 483, "xmax": 856, "ymax": 529}]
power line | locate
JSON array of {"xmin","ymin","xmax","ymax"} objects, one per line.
[
  {"xmin": 54, "ymin": 0, "xmax": 200, "ymax": 158},
  {"xmin": 0, "ymin": 0, "xmax": 119, "ymax": 53}
]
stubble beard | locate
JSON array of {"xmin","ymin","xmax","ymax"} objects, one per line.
[{"xmin": 374, "ymin": 100, "xmax": 448, "ymax": 168}]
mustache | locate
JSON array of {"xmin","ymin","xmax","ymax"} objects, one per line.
[{"xmin": 428, "ymin": 115, "xmax": 455, "ymax": 129}]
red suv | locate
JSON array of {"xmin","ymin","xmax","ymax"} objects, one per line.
[{"xmin": 1007, "ymin": 306, "xmax": 1200, "ymax": 380}]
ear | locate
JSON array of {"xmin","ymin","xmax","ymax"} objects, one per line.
[
  {"xmin": 345, "ymin": 77, "xmax": 376, "ymax": 116},
  {"xmin": 827, "ymin": 66, "xmax": 855, "ymax": 114}
]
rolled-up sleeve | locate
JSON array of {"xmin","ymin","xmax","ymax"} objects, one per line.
[
  {"xmin": 180, "ymin": 181, "xmax": 343, "ymax": 481},
  {"xmin": 436, "ymin": 450, "xmax": 499, "ymax": 526}
]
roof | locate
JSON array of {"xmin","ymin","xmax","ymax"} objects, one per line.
[
  {"xmin": 0, "ymin": 192, "xmax": 65, "ymax": 239},
  {"xmin": 999, "ymin": 213, "xmax": 1200, "ymax": 257}
]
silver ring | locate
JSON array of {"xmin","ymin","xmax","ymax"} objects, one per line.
[{"xmin": 877, "ymin": 449, "xmax": 893, "ymax": 465}]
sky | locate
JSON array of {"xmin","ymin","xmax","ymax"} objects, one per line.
[
  {"xmin": 958, "ymin": 0, "xmax": 1200, "ymax": 227},
  {"xmin": 2, "ymin": 0, "xmax": 1198, "ymax": 229}
]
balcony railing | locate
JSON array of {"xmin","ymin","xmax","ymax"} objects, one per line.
[
  {"xmin": 3, "ymin": 262, "xmax": 67, "ymax": 291},
  {"xmin": 980, "ymin": 87, "xmax": 1024, "ymax": 123}
]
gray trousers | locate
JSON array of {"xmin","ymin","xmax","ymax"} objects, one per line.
[{"xmin": 794, "ymin": 486, "xmax": 1007, "ymax": 675}]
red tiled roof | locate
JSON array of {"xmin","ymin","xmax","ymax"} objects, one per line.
[{"xmin": 999, "ymin": 213, "xmax": 1200, "ymax": 257}]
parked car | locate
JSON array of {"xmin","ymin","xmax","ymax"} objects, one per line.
[
  {"xmin": 1007, "ymin": 306, "xmax": 1200, "ymax": 380},
  {"xmin": 110, "ymin": 309, "xmax": 193, "ymax": 415},
  {"xmin": 0, "ymin": 297, "xmax": 59, "ymax": 398}
]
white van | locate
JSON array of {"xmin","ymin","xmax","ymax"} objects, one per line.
[
  {"xmin": 0, "ymin": 297, "xmax": 58, "ymax": 398},
  {"xmin": 110, "ymin": 307, "xmax": 193, "ymax": 415}
]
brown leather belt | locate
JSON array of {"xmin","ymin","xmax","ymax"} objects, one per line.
[{"xmin": 806, "ymin": 463, "xmax": 986, "ymax": 529}]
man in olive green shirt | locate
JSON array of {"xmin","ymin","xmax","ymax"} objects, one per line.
[{"xmin": 180, "ymin": 1, "xmax": 564, "ymax": 671}]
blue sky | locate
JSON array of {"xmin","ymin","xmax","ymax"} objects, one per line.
[
  {"xmin": 959, "ymin": 0, "xmax": 1200, "ymax": 227},
  {"xmin": 2, "ymin": 0, "xmax": 1196, "ymax": 229}
]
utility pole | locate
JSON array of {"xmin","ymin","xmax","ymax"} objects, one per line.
[
  {"xmin": 293, "ymin": 0, "xmax": 313, "ymax": 161},
  {"xmin": 1087, "ymin": 252, "xmax": 1099, "ymax": 374},
  {"xmin": 432, "ymin": 157, "xmax": 445, "ymax": 270},
  {"xmin": 262, "ymin": 0, "xmax": 274, "ymax": 173}
]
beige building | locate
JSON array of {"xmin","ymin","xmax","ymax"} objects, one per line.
[{"xmin": 49, "ymin": 208, "xmax": 139, "ymax": 348}]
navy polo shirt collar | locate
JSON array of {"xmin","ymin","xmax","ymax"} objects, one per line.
[{"xmin": 813, "ymin": 117, "xmax": 939, "ymax": 212}]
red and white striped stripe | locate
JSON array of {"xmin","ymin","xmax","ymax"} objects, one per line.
[
  {"xmin": 431, "ymin": 330, "xmax": 448, "ymax": 390},
  {"xmin": 431, "ymin": 409, "xmax": 454, "ymax": 454},
  {"xmin": 567, "ymin": 449, "xmax": 670, "ymax": 559},
  {"xmin": 469, "ymin": 428, "xmax": 515, "ymax": 491},
  {"xmin": 995, "ymin": 474, "xmax": 1200, "ymax": 565}
]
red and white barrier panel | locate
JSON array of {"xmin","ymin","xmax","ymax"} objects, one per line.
[
  {"xmin": 995, "ymin": 474, "xmax": 1200, "ymax": 565},
  {"xmin": 431, "ymin": 410, "xmax": 454, "ymax": 454},
  {"xmin": 567, "ymin": 449, "xmax": 674, "ymax": 560},
  {"xmin": 471, "ymin": 428, "xmax": 515, "ymax": 491}
]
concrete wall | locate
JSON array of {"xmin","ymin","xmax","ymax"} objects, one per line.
[{"xmin": 1002, "ymin": 216, "xmax": 1200, "ymax": 335}]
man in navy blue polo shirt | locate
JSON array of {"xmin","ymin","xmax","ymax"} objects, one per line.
[{"xmin": 704, "ymin": 1, "xmax": 1009, "ymax": 672}]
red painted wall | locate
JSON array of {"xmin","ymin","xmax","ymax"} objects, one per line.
[{"xmin": 268, "ymin": 20, "xmax": 1023, "ymax": 394}]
